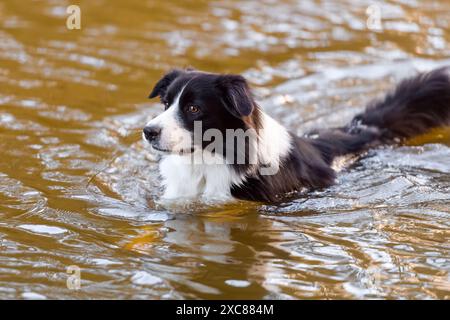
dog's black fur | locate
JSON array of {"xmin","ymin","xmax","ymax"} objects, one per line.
[
  {"xmin": 237, "ymin": 67, "xmax": 450, "ymax": 202},
  {"xmin": 147, "ymin": 67, "xmax": 450, "ymax": 203}
]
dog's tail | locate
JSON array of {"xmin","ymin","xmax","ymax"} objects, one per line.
[{"xmin": 308, "ymin": 67, "xmax": 450, "ymax": 164}]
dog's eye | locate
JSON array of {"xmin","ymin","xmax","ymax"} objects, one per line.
[{"xmin": 187, "ymin": 105, "xmax": 200, "ymax": 114}]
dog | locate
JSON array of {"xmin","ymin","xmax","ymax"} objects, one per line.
[{"xmin": 143, "ymin": 67, "xmax": 450, "ymax": 203}]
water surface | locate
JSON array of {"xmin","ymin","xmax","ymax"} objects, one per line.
[{"xmin": 0, "ymin": 0, "xmax": 449, "ymax": 299}]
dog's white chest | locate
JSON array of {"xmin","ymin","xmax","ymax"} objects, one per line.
[{"xmin": 158, "ymin": 154, "xmax": 242, "ymax": 201}]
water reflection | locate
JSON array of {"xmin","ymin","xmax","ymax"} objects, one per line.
[{"xmin": 0, "ymin": 0, "xmax": 449, "ymax": 299}]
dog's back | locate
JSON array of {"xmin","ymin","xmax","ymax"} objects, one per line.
[{"xmin": 232, "ymin": 67, "xmax": 450, "ymax": 202}]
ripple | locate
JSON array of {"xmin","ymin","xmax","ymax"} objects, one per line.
[
  {"xmin": 0, "ymin": 0, "xmax": 449, "ymax": 300},
  {"xmin": 21, "ymin": 292, "xmax": 47, "ymax": 300},
  {"xmin": 18, "ymin": 224, "xmax": 68, "ymax": 235},
  {"xmin": 131, "ymin": 271, "xmax": 164, "ymax": 286}
]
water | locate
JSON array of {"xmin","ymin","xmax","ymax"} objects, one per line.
[{"xmin": 0, "ymin": 0, "xmax": 449, "ymax": 299}]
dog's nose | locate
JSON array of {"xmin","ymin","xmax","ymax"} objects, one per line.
[{"xmin": 143, "ymin": 126, "xmax": 161, "ymax": 142}]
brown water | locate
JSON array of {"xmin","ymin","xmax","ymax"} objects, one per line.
[{"xmin": 0, "ymin": 0, "xmax": 449, "ymax": 299}]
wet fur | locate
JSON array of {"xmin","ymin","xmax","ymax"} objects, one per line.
[{"xmin": 145, "ymin": 67, "xmax": 450, "ymax": 203}]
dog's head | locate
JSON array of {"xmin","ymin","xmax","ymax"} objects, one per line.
[{"xmin": 143, "ymin": 69, "xmax": 260, "ymax": 159}]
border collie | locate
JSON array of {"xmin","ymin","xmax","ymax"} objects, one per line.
[{"xmin": 143, "ymin": 67, "xmax": 450, "ymax": 203}]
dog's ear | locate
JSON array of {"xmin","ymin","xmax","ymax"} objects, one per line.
[
  {"xmin": 216, "ymin": 75, "xmax": 254, "ymax": 118},
  {"xmin": 149, "ymin": 69, "xmax": 183, "ymax": 98}
]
